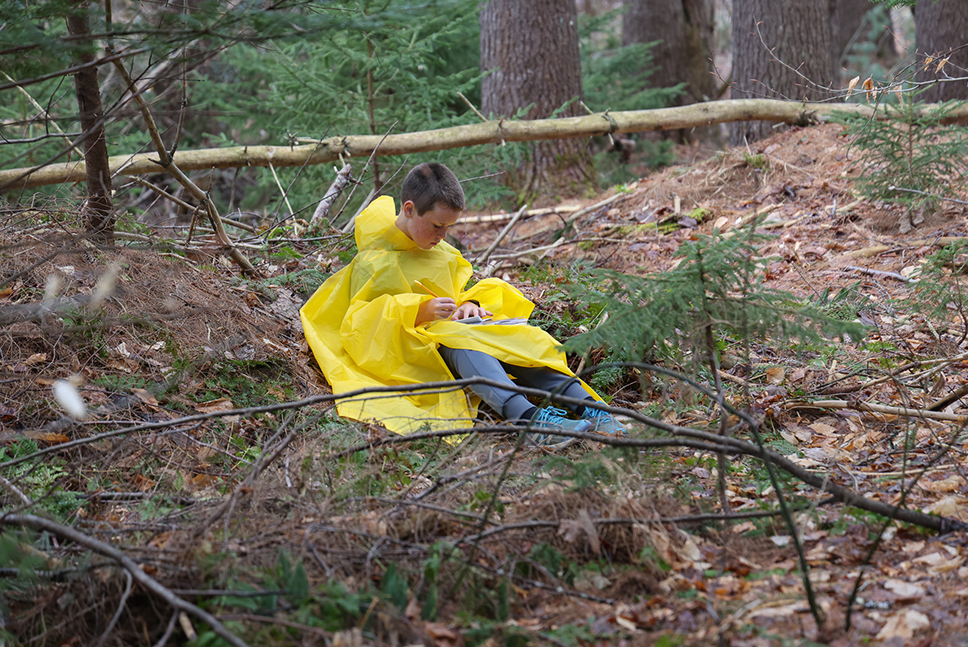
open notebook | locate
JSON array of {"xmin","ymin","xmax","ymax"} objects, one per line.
[{"xmin": 453, "ymin": 316, "xmax": 529, "ymax": 326}]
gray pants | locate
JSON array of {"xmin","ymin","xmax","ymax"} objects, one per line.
[{"xmin": 438, "ymin": 345, "xmax": 589, "ymax": 420}]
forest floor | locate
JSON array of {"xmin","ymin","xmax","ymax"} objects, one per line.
[{"xmin": 3, "ymin": 122, "xmax": 968, "ymax": 646}]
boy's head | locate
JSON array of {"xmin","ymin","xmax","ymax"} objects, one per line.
[
  {"xmin": 396, "ymin": 163, "xmax": 464, "ymax": 250},
  {"xmin": 401, "ymin": 163, "xmax": 465, "ymax": 215}
]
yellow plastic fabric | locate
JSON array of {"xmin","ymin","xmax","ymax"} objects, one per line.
[{"xmin": 300, "ymin": 195, "xmax": 597, "ymax": 435}]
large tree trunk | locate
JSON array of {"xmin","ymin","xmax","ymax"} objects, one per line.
[
  {"xmin": 621, "ymin": 0, "xmax": 715, "ymax": 106},
  {"xmin": 832, "ymin": 0, "xmax": 897, "ymax": 83},
  {"xmin": 66, "ymin": 2, "xmax": 114, "ymax": 241},
  {"xmin": 730, "ymin": 0, "xmax": 835, "ymax": 144},
  {"xmin": 915, "ymin": 0, "xmax": 968, "ymax": 102},
  {"xmin": 480, "ymin": 0, "xmax": 595, "ymax": 199},
  {"xmin": 832, "ymin": 0, "xmax": 873, "ymax": 68}
]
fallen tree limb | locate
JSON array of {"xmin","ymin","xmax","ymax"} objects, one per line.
[
  {"xmin": 457, "ymin": 204, "xmax": 580, "ymax": 225},
  {"xmin": 309, "ymin": 162, "xmax": 351, "ymax": 227},
  {"xmin": 9, "ymin": 99, "xmax": 968, "ymax": 191},
  {"xmin": 930, "ymin": 382, "xmax": 968, "ymax": 412},
  {"xmin": 842, "ymin": 236, "xmax": 967, "ymax": 258},
  {"xmin": 0, "ymin": 294, "xmax": 91, "ymax": 326},
  {"xmin": 845, "ymin": 265, "xmax": 913, "ymax": 282},
  {"xmin": 1, "ymin": 513, "xmax": 250, "ymax": 647},
  {"xmin": 785, "ymin": 398, "xmax": 968, "ymax": 423}
]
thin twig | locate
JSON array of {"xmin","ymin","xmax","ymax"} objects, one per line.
[
  {"xmin": 0, "ymin": 473, "xmax": 35, "ymax": 508},
  {"xmin": 2, "ymin": 513, "xmax": 250, "ymax": 647},
  {"xmin": 457, "ymin": 91, "xmax": 488, "ymax": 122},
  {"xmin": 93, "ymin": 569, "xmax": 133, "ymax": 647},
  {"xmin": 151, "ymin": 612, "xmax": 178, "ymax": 647}
]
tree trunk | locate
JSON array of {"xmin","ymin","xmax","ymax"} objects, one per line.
[
  {"xmin": 730, "ymin": 0, "xmax": 835, "ymax": 144},
  {"xmin": 832, "ymin": 0, "xmax": 898, "ymax": 83},
  {"xmin": 621, "ymin": 0, "xmax": 715, "ymax": 106},
  {"xmin": 66, "ymin": 2, "xmax": 114, "ymax": 241},
  {"xmin": 915, "ymin": 0, "xmax": 968, "ymax": 102},
  {"xmin": 832, "ymin": 0, "xmax": 872, "ymax": 67},
  {"xmin": 479, "ymin": 0, "xmax": 595, "ymax": 199}
]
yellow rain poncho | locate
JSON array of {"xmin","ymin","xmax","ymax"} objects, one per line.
[{"xmin": 300, "ymin": 196, "xmax": 595, "ymax": 434}]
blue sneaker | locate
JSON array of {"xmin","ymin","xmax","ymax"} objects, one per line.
[
  {"xmin": 581, "ymin": 406, "xmax": 627, "ymax": 435},
  {"xmin": 526, "ymin": 406, "xmax": 592, "ymax": 449}
]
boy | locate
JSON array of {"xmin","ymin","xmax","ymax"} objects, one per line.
[{"xmin": 300, "ymin": 163, "xmax": 624, "ymax": 446}]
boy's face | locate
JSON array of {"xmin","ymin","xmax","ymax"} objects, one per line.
[{"xmin": 398, "ymin": 200, "xmax": 461, "ymax": 250}]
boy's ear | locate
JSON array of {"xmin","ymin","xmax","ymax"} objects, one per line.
[{"xmin": 402, "ymin": 200, "xmax": 417, "ymax": 217}]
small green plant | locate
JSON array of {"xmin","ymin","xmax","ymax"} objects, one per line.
[
  {"xmin": 565, "ymin": 222, "xmax": 867, "ymax": 368},
  {"xmin": 0, "ymin": 439, "xmax": 81, "ymax": 520},
  {"xmin": 522, "ymin": 260, "xmax": 607, "ymax": 339},
  {"xmin": 516, "ymin": 542, "xmax": 576, "ymax": 585},
  {"xmin": 908, "ymin": 239, "xmax": 968, "ymax": 344},
  {"xmin": 742, "ymin": 152, "xmax": 769, "ymax": 169},
  {"xmin": 198, "ymin": 358, "xmax": 295, "ymax": 408},
  {"xmin": 587, "ymin": 351, "xmax": 624, "ymax": 393},
  {"xmin": 545, "ymin": 452, "xmax": 616, "ymax": 493},
  {"xmin": 268, "ymin": 267, "xmax": 331, "ymax": 299},
  {"xmin": 839, "ymin": 98, "xmax": 968, "ymax": 231}
]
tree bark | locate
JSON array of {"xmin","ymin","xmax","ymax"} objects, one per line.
[
  {"xmin": 730, "ymin": 0, "xmax": 835, "ymax": 144},
  {"xmin": 479, "ymin": 0, "xmax": 595, "ymax": 198},
  {"xmin": 832, "ymin": 0, "xmax": 873, "ymax": 67},
  {"xmin": 7, "ymin": 99, "xmax": 968, "ymax": 190},
  {"xmin": 66, "ymin": 1, "xmax": 114, "ymax": 241},
  {"xmin": 621, "ymin": 0, "xmax": 715, "ymax": 106},
  {"xmin": 915, "ymin": 0, "xmax": 968, "ymax": 102},
  {"xmin": 832, "ymin": 0, "xmax": 897, "ymax": 81}
]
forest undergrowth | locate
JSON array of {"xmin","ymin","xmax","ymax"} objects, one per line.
[{"xmin": 3, "ymin": 123, "xmax": 968, "ymax": 646}]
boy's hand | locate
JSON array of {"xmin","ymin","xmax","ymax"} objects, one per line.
[
  {"xmin": 416, "ymin": 297, "xmax": 457, "ymax": 325},
  {"xmin": 452, "ymin": 302, "xmax": 493, "ymax": 321}
]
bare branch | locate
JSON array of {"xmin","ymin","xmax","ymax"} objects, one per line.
[{"xmin": 1, "ymin": 513, "xmax": 250, "ymax": 647}]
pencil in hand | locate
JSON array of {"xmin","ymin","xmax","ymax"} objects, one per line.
[{"xmin": 414, "ymin": 280, "xmax": 441, "ymax": 298}]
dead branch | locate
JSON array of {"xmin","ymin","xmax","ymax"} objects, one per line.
[
  {"xmin": 1, "ymin": 513, "xmax": 250, "ymax": 647},
  {"xmin": 845, "ymin": 265, "xmax": 913, "ymax": 283},
  {"xmin": 12, "ymin": 99, "xmax": 968, "ymax": 191},
  {"xmin": 516, "ymin": 193, "xmax": 628, "ymax": 244},
  {"xmin": 0, "ymin": 294, "xmax": 91, "ymax": 326},
  {"xmin": 786, "ymin": 398, "xmax": 968, "ymax": 423},
  {"xmin": 0, "ymin": 474, "xmax": 33, "ymax": 508},
  {"xmin": 309, "ymin": 163, "xmax": 352, "ymax": 227},
  {"xmin": 842, "ymin": 236, "xmax": 967, "ymax": 259},
  {"xmin": 929, "ymin": 382, "xmax": 968, "ymax": 411},
  {"xmin": 458, "ymin": 205, "xmax": 580, "ymax": 225},
  {"xmin": 462, "ymin": 500, "xmax": 840, "ymax": 542},
  {"xmin": 109, "ymin": 56, "xmax": 257, "ymax": 277},
  {"xmin": 94, "ymin": 569, "xmax": 132, "ymax": 647},
  {"xmin": 477, "ymin": 203, "xmax": 527, "ymax": 266}
]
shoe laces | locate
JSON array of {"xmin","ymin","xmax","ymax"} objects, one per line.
[{"xmin": 533, "ymin": 406, "xmax": 569, "ymax": 424}]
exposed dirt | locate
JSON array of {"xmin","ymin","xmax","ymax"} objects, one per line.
[{"xmin": 3, "ymin": 122, "xmax": 968, "ymax": 646}]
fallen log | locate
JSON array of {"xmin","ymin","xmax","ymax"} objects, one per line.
[{"xmin": 6, "ymin": 99, "xmax": 968, "ymax": 191}]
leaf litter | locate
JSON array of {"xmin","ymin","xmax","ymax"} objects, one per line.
[{"xmin": 1, "ymin": 122, "xmax": 968, "ymax": 645}]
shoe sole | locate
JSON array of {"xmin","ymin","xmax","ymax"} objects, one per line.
[{"xmin": 525, "ymin": 434, "xmax": 580, "ymax": 449}]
